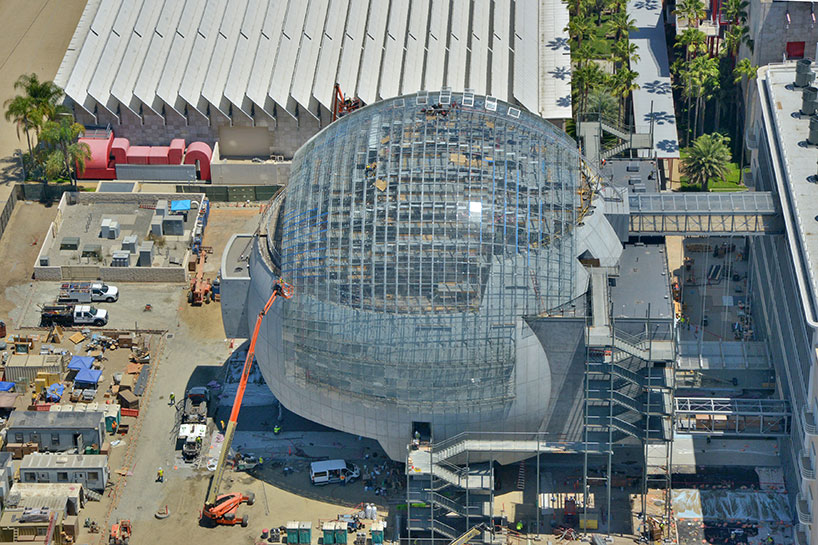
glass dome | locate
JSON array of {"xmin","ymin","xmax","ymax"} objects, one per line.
[{"xmin": 267, "ymin": 90, "xmax": 585, "ymax": 412}]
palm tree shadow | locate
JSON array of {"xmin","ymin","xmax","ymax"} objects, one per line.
[{"xmin": 0, "ymin": 154, "xmax": 22, "ymax": 185}]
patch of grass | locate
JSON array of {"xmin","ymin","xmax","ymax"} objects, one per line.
[{"xmin": 679, "ymin": 151, "xmax": 747, "ymax": 192}]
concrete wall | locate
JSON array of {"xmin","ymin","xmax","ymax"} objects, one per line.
[
  {"xmin": 73, "ymin": 101, "xmax": 324, "ymax": 159},
  {"xmin": 219, "ymin": 234, "xmax": 253, "ymax": 339},
  {"xmin": 210, "ymin": 143, "xmax": 292, "ymax": 186},
  {"xmin": 747, "ymin": 0, "xmax": 818, "ymax": 67}
]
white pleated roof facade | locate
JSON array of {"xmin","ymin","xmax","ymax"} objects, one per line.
[{"xmin": 56, "ymin": 0, "xmax": 572, "ymax": 122}]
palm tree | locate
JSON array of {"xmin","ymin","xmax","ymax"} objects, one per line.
[
  {"xmin": 685, "ymin": 55, "xmax": 720, "ymax": 138},
  {"xmin": 587, "ymin": 89, "xmax": 619, "ymax": 120},
  {"xmin": 566, "ymin": 13, "xmax": 594, "ymax": 50},
  {"xmin": 674, "ymin": 0, "xmax": 706, "ymax": 27},
  {"xmin": 675, "ymin": 28, "xmax": 707, "ymax": 61},
  {"xmin": 722, "ymin": 24, "xmax": 751, "ymax": 59},
  {"xmin": 40, "ymin": 118, "xmax": 91, "ymax": 188},
  {"xmin": 682, "ymin": 133, "xmax": 732, "ymax": 191},
  {"xmin": 12, "ymin": 73, "xmax": 65, "ymax": 132},
  {"xmin": 610, "ymin": 11, "xmax": 637, "ymax": 41},
  {"xmin": 613, "ymin": 38, "xmax": 640, "ymax": 66},
  {"xmin": 573, "ymin": 62, "xmax": 607, "ymax": 115},
  {"xmin": 4, "ymin": 95, "xmax": 37, "ymax": 159},
  {"xmin": 723, "ymin": 0, "xmax": 748, "ymax": 24}
]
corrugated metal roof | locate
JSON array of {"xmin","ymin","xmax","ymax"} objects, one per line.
[
  {"xmin": 58, "ymin": 0, "xmax": 573, "ymax": 123},
  {"xmin": 20, "ymin": 454, "xmax": 108, "ymax": 470}
]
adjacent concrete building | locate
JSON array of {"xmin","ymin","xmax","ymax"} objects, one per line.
[{"xmin": 751, "ymin": 62, "xmax": 818, "ymax": 545}]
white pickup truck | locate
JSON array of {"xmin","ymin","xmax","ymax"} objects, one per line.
[{"xmin": 58, "ymin": 282, "xmax": 119, "ymax": 303}]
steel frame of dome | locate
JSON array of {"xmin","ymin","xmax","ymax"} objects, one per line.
[{"xmin": 262, "ymin": 90, "xmax": 585, "ymax": 411}]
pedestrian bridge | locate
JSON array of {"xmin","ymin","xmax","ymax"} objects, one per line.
[{"xmin": 627, "ymin": 192, "xmax": 783, "ymax": 236}]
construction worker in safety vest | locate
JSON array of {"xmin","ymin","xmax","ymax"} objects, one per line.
[
  {"xmin": 273, "ymin": 424, "xmax": 281, "ymax": 435},
  {"xmin": 169, "ymin": 392, "xmax": 175, "ymax": 406},
  {"xmin": 157, "ymin": 468, "xmax": 164, "ymax": 482},
  {"xmin": 516, "ymin": 522, "xmax": 523, "ymax": 533}
]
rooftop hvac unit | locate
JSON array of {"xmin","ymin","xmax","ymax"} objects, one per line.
[
  {"xmin": 111, "ymin": 250, "xmax": 130, "ymax": 267},
  {"xmin": 802, "ymin": 87, "xmax": 818, "ymax": 115},
  {"xmin": 809, "ymin": 116, "xmax": 818, "ymax": 145},
  {"xmin": 796, "ymin": 59, "xmax": 815, "ymax": 88}
]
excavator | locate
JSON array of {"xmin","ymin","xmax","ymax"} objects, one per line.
[{"xmin": 201, "ymin": 280, "xmax": 294, "ymax": 527}]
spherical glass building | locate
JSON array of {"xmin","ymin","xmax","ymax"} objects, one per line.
[{"xmin": 234, "ymin": 91, "xmax": 620, "ymax": 460}]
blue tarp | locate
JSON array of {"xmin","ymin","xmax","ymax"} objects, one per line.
[
  {"xmin": 170, "ymin": 200, "xmax": 191, "ymax": 212},
  {"xmin": 0, "ymin": 382, "xmax": 14, "ymax": 392},
  {"xmin": 46, "ymin": 383, "xmax": 64, "ymax": 402},
  {"xmin": 68, "ymin": 356, "xmax": 95, "ymax": 371},
  {"xmin": 74, "ymin": 367, "xmax": 102, "ymax": 386}
]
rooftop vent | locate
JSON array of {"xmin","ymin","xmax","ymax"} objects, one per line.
[
  {"xmin": 808, "ymin": 115, "xmax": 818, "ymax": 145},
  {"xmin": 802, "ymin": 86, "xmax": 818, "ymax": 115},
  {"xmin": 796, "ymin": 59, "xmax": 815, "ymax": 88}
]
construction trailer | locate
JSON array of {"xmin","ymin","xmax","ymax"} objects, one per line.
[
  {"xmin": 20, "ymin": 454, "xmax": 109, "ymax": 491},
  {"xmin": 5, "ymin": 354, "xmax": 66, "ymax": 385},
  {"xmin": 5, "ymin": 411, "xmax": 105, "ymax": 454}
]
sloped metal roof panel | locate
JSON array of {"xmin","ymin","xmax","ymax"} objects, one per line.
[
  {"xmin": 424, "ymin": 0, "xmax": 449, "ymax": 91},
  {"xmin": 379, "ymin": 0, "xmax": 410, "ymax": 99},
  {"xmin": 513, "ymin": 0, "xmax": 539, "ymax": 113},
  {"xmin": 357, "ymin": 0, "xmax": 389, "ymax": 104},
  {"xmin": 86, "ymin": 2, "xmax": 140, "ymax": 113},
  {"xmin": 490, "ymin": 0, "xmax": 511, "ymax": 101},
  {"xmin": 269, "ymin": 0, "xmax": 309, "ymax": 115},
  {"xmin": 446, "ymin": 0, "xmax": 469, "ymax": 92},
  {"xmin": 312, "ymin": 0, "xmax": 350, "ymax": 109},
  {"xmin": 335, "ymin": 0, "xmax": 368, "ymax": 100},
  {"xmin": 110, "ymin": 0, "xmax": 164, "ymax": 113},
  {"xmin": 223, "ymin": 1, "xmax": 269, "ymax": 115},
  {"xmin": 246, "ymin": 0, "xmax": 287, "ymax": 114},
  {"xmin": 400, "ymin": 0, "xmax": 430, "ymax": 95},
  {"xmin": 291, "ymin": 0, "xmax": 330, "ymax": 116},
  {"xmin": 201, "ymin": 0, "xmax": 247, "ymax": 116},
  {"xmin": 178, "ymin": 0, "xmax": 228, "ymax": 115},
  {"xmin": 155, "ymin": 0, "xmax": 207, "ymax": 116},
  {"xmin": 469, "ymin": 0, "xmax": 491, "ymax": 92}
]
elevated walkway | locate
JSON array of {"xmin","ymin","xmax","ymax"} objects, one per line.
[
  {"xmin": 674, "ymin": 397, "xmax": 791, "ymax": 436},
  {"xmin": 628, "ymin": 192, "xmax": 782, "ymax": 235}
]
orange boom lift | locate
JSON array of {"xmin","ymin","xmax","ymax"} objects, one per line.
[{"xmin": 202, "ymin": 281, "xmax": 293, "ymax": 526}]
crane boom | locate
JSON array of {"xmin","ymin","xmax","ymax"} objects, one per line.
[{"xmin": 205, "ymin": 281, "xmax": 293, "ymax": 507}]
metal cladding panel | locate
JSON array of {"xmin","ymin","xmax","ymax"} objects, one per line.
[
  {"xmin": 269, "ymin": 0, "xmax": 309, "ymax": 114},
  {"xmin": 446, "ymin": 0, "xmax": 470, "ymax": 92},
  {"xmin": 313, "ymin": 0, "xmax": 350, "ymax": 109},
  {"xmin": 469, "ymin": 0, "xmax": 491, "ymax": 92},
  {"xmin": 424, "ymin": 0, "xmax": 449, "ymax": 90},
  {"xmin": 291, "ymin": 0, "xmax": 330, "ymax": 113},
  {"xmin": 156, "ymin": 0, "xmax": 207, "ymax": 115},
  {"xmin": 247, "ymin": 0, "xmax": 287, "ymax": 112},
  {"xmin": 336, "ymin": 0, "xmax": 368, "ymax": 100},
  {"xmin": 87, "ymin": 2, "xmax": 140, "ymax": 111},
  {"xmin": 357, "ymin": 0, "xmax": 390, "ymax": 105},
  {"xmin": 179, "ymin": 0, "xmax": 228, "ymax": 115},
  {"xmin": 201, "ymin": 0, "xmax": 247, "ymax": 115},
  {"xmin": 379, "ymin": 0, "xmax": 410, "ymax": 99},
  {"xmin": 514, "ymin": 0, "xmax": 539, "ymax": 113},
  {"xmin": 490, "ymin": 0, "xmax": 511, "ymax": 101},
  {"xmin": 64, "ymin": 0, "xmax": 119, "ymax": 109},
  {"xmin": 110, "ymin": 0, "xmax": 165, "ymax": 112},
  {"xmin": 224, "ymin": 1, "xmax": 269, "ymax": 113},
  {"xmin": 401, "ymin": 0, "xmax": 430, "ymax": 95},
  {"xmin": 133, "ymin": 1, "xmax": 186, "ymax": 113}
]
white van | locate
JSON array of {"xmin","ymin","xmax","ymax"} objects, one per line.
[{"xmin": 310, "ymin": 459, "xmax": 361, "ymax": 486}]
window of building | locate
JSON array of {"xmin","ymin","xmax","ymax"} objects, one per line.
[
  {"xmin": 787, "ymin": 41, "xmax": 806, "ymax": 59},
  {"xmin": 57, "ymin": 472, "xmax": 68, "ymax": 483},
  {"xmin": 88, "ymin": 471, "xmax": 99, "ymax": 481},
  {"xmin": 36, "ymin": 527, "xmax": 47, "ymax": 536},
  {"xmin": 29, "ymin": 433, "xmax": 39, "ymax": 443},
  {"xmin": 51, "ymin": 434, "xmax": 60, "ymax": 446},
  {"xmin": 14, "ymin": 433, "xmax": 22, "ymax": 443},
  {"xmin": 23, "ymin": 472, "xmax": 35, "ymax": 483}
]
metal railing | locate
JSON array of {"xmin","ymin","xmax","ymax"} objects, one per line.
[
  {"xmin": 801, "ymin": 452, "xmax": 816, "ymax": 480},
  {"xmin": 803, "ymin": 405, "xmax": 818, "ymax": 435},
  {"xmin": 797, "ymin": 493, "xmax": 813, "ymax": 524}
]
